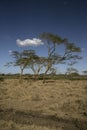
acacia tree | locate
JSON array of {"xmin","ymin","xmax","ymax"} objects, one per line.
[
  {"xmin": 66, "ymin": 68, "xmax": 79, "ymax": 78},
  {"xmin": 40, "ymin": 33, "xmax": 65, "ymax": 82},
  {"xmin": 40, "ymin": 32, "xmax": 82, "ymax": 82},
  {"xmin": 6, "ymin": 50, "xmax": 37, "ymax": 80}
]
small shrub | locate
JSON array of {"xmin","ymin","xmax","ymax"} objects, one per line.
[{"xmin": 0, "ymin": 77, "xmax": 4, "ymax": 82}]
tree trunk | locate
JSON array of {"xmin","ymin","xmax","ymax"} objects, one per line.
[
  {"xmin": 43, "ymin": 67, "xmax": 49, "ymax": 83},
  {"xmin": 20, "ymin": 69, "xmax": 23, "ymax": 81}
]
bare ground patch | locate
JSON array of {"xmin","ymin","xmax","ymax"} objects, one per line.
[{"xmin": 0, "ymin": 108, "xmax": 87, "ymax": 130}]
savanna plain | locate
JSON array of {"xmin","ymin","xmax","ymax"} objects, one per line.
[{"xmin": 0, "ymin": 78, "xmax": 87, "ymax": 130}]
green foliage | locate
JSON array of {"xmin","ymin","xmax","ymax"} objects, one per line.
[
  {"xmin": 65, "ymin": 43, "xmax": 81, "ymax": 52},
  {"xmin": 40, "ymin": 32, "xmax": 64, "ymax": 44}
]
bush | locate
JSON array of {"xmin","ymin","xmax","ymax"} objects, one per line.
[{"xmin": 0, "ymin": 77, "xmax": 4, "ymax": 82}]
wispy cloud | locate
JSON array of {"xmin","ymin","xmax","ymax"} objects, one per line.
[
  {"xmin": 16, "ymin": 38, "xmax": 43, "ymax": 47},
  {"xmin": 8, "ymin": 50, "xmax": 13, "ymax": 54},
  {"xmin": 81, "ymin": 48, "xmax": 85, "ymax": 51}
]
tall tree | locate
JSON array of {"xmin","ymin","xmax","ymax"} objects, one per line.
[
  {"xmin": 40, "ymin": 33, "xmax": 64, "ymax": 74},
  {"xmin": 40, "ymin": 32, "xmax": 82, "ymax": 82}
]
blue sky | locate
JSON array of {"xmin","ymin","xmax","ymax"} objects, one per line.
[{"xmin": 0, "ymin": 0, "xmax": 87, "ymax": 74}]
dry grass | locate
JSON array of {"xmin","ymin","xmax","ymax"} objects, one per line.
[
  {"xmin": 0, "ymin": 120, "xmax": 61, "ymax": 130},
  {"xmin": 0, "ymin": 79, "xmax": 87, "ymax": 129}
]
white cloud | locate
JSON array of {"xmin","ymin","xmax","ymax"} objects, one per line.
[{"xmin": 16, "ymin": 38, "xmax": 44, "ymax": 47}]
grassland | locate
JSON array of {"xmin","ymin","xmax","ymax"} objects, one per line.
[{"xmin": 0, "ymin": 78, "xmax": 87, "ymax": 130}]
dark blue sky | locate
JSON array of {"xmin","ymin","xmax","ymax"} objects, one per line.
[{"xmin": 0, "ymin": 0, "xmax": 87, "ymax": 74}]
